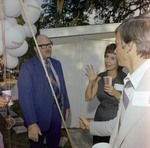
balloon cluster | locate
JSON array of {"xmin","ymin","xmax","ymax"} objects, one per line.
[{"xmin": 0, "ymin": 0, "xmax": 41, "ymax": 68}]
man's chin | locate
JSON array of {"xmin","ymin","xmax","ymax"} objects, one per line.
[{"xmin": 47, "ymin": 55, "xmax": 51, "ymax": 59}]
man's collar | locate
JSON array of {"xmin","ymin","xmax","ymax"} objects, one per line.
[{"xmin": 124, "ymin": 59, "xmax": 150, "ymax": 89}]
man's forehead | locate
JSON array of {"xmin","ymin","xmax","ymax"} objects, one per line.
[
  {"xmin": 36, "ymin": 35, "xmax": 50, "ymax": 43},
  {"xmin": 37, "ymin": 35, "xmax": 49, "ymax": 40}
]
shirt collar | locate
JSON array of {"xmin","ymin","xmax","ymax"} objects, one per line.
[{"xmin": 124, "ymin": 59, "xmax": 150, "ymax": 89}]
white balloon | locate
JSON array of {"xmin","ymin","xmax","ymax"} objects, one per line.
[
  {"xmin": 5, "ymin": 27, "xmax": 24, "ymax": 49},
  {"xmin": 6, "ymin": 40, "xmax": 28, "ymax": 57},
  {"xmin": 0, "ymin": 20, "xmax": 12, "ymax": 40},
  {"xmin": 13, "ymin": 11, "xmax": 21, "ymax": 17},
  {"xmin": 23, "ymin": 24, "xmax": 37, "ymax": 38},
  {"xmin": 3, "ymin": 53, "xmax": 18, "ymax": 69},
  {"xmin": 0, "ymin": 40, "xmax": 4, "ymax": 56},
  {"xmin": 2, "ymin": 0, "xmax": 22, "ymax": 17},
  {"xmin": 21, "ymin": 0, "xmax": 41, "ymax": 25},
  {"xmin": 0, "ymin": 20, "xmax": 12, "ymax": 31},
  {"xmin": 14, "ymin": 25, "xmax": 26, "ymax": 39},
  {"xmin": 6, "ymin": 18, "xmax": 17, "ymax": 26}
]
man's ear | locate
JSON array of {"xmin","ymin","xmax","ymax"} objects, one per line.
[
  {"xmin": 34, "ymin": 46, "xmax": 37, "ymax": 53},
  {"xmin": 126, "ymin": 41, "xmax": 134, "ymax": 53}
]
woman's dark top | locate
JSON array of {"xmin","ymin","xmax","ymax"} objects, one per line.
[{"xmin": 94, "ymin": 70, "xmax": 127, "ymax": 121}]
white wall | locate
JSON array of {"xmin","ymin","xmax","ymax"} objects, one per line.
[
  {"xmin": 40, "ymin": 24, "xmax": 120, "ymax": 127},
  {"xmin": 51, "ymin": 37, "xmax": 115, "ymax": 127}
]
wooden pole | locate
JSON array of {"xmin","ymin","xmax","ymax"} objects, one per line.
[{"xmin": 20, "ymin": 1, "xmax": 74, "ymax": 147}]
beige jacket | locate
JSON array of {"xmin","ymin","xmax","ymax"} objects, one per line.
[{"xmin": 90, "ymin": 68, "xmax": 150, "ymax": 148}]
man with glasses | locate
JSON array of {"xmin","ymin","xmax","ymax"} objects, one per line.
[
  {"xmin": 79, "ymin": 13, "xmax": 150, "ymax": 148},
  {"xmin": 18, "ymin": 35, "xmax": 70, "ymax": 148}
]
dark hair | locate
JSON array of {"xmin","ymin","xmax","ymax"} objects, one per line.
[
  {"xmin": 104, "ymin": 43, "xmax": 123, "ymax": 71},
  {"xmin": 104, "ymin": 43, "xmax": 116, "ymax": 57}
]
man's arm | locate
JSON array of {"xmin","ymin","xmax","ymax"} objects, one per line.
[
  {"xmin": 78, "ymin": 116, "xmax": 117, "ymax": 137},
  {"xmin": 18, "ymin": 63, "xmax": 38, "ymax": 125},
  {"xmin": 28, "ymin": 123, "xmax": 42, "ymax": 142},
  {"xmin": 18, "ymin": 63, "xmax": 40, "ymax": 141},
  {"xmin": 90, "ymin": 119, "xmax": 116, "ymax": 136}
]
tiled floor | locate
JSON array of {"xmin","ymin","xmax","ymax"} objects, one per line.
[
  {"xmin": 0, "ymin": 107, "xmax": 93, "ymax": 148},
  {"xmin": 68, "ymin": 128, "xmax": 93, "ymax": 148}
]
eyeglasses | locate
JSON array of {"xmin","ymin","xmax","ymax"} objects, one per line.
[{"xmin": 38, "ymin": 42, "xmax": 53, "ymax": 49}]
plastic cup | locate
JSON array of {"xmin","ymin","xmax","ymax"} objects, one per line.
[
  {"xmin": 92, "ymin": 142, "xmax": 111, "ymax": 148},
  {"xmin": 103, "ymin": 76, "xmax": 112, "ymax": 85},
  {"xmin": 2, "ymin": 90, "xmax": 13, "ymax": 106}
]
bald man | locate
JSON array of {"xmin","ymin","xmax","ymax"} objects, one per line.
[{"xmin": 18, "ymin": 35, "xmax": 70, "ymax": 148}]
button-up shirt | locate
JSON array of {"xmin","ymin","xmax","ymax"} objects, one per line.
[{"xmin": 124, "ymin": 59, "xmax": 150, "ymax": 101}]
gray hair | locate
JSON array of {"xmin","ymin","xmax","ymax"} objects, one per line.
[{"xmin": 115, "ymin": 18, "xmax": 150, "ymax": 59}]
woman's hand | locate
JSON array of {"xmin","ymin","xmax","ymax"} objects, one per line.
[
  {"xmin": 85, "ymin": 64, "xmax": 98, "ymax": 82},
  {"xmin": 104, "ymin": 85, "xmax": 117, "ymax": 96},
  {"xmin": 104, "ymin": 85, "xmax": 121, "ymax": 101}
]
